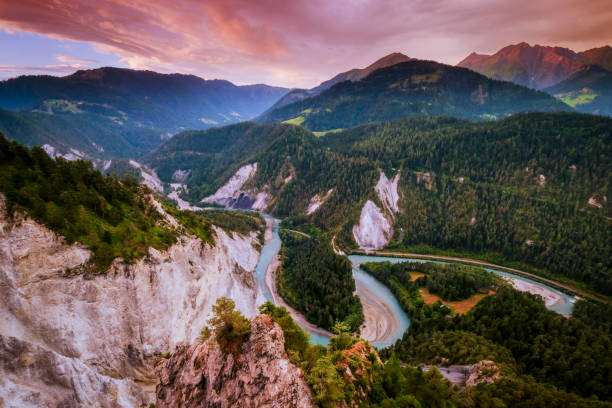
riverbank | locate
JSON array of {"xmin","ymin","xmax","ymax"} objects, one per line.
[
  {"xmin": 502, "ymin": 276, "xmax": 566, "ymax": 311},
  {"xmin": 355, "ymin": 276, "xmax": 400, "ymax": 343},
  {"xmin": 263, "ymin": 218, "xmax": 333, "ymax": 338},
  {"xmin": 351, "ymin": 249, "xmax": 608, "ymax": 305},
  {"xmin": 262, "ymin": 219, "xmax": 405, "ymax": 344}
]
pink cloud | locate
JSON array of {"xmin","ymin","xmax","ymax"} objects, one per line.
[
  {"xmin": 0, "ymin": 0, "xmax": 610, "ymax": 87},
  {"xmin": 56, "ymin": 55, "xmax": 98, "ymax": 64}
]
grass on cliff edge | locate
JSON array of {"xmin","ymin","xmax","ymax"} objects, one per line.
[{"xmin": 0, "ymin": 134, "xmax": 263, "ymax": 273}]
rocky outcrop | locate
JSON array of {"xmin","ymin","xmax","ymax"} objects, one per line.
[
  {"xmin": 202, "ymin": 163, "xmax": 271, "ymax": 210},
  {"xmin": 0, "ymin": 197, "xmax": 264, "ymax": 406},
  {"xmin": 465, "ymin": 360, "xmax": 501, "ymax": 387},
  {"xmin": 423, "ymin": 360, "xmax": 501, "ymax": 388},
  {"xmin": 353, "ymin": 200, "xmax": 393, "ymax": 250},
  {"xmin": 306, "ymin": 189, "xmax": 333, "ymax": 215},
  {"xmin": 375, "ymin": 172, "xmax": 400, "ymax": 215},
  {"xmin": 155, "ymin": 315, "xmax": 315, "ymax": 408},
  {"xmin": 353, "ymin": 171, "xmax": 401, "ymax": 250},
  {"xmin": 129, "ymin": 159, "xmax": 165, "ymax": 193}
]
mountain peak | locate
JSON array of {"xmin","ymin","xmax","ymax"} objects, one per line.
[
  {"xmin": 362, "ymin": 52, "xmax": 413, "ymax": 78},
  {"xmin": 457, "ymin": 42, "xmax": 585, "ymax": 88},
  {"xmin": 579, "ymin": 45, "xmax": 612, "ymax": 71}
]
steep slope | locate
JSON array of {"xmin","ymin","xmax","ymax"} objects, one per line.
[
  {"xmin": 151, "ymin": 113, "xmax": 610, "ymax": 296},
  {"xmin": 0, "ymin": 107, "xmax": 146, "ymax": 158},
  {"xmin": 145, "ymin": 122, "xmax": 321, "ymax": 208},
  {"xmin": 0, "ymin": 138, "xmax": 268, "ymax": 406},
  {"xmin": 457, "ymin": 42, "xmax": 586, "ymax": 89},
  {"xmin": 0, "ymin": 67, "xmax": 288, "ymax": 158},
  {"xmin": 545, "ymin": 65, "xmax": 612, "ymax": 116},
  {"xmin": 0, "ymin": 197, "xmax": 264, "ymax": 406},
  {"xmin": 269, "ymin": 52, "xmax": 413, "ymax": 110},
  {"xmin": 259, "ymin": 59, "xmax": 570, "ymax": 131}
]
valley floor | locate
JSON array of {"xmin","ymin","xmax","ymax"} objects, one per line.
[
  {"xmin": 352, "ymin": 249, "xmax": 609, "ymax": 304},
  {"xmin": 263, "ymin": 219, "xmax": 402, "ymax": 344},
  {"xmin": 263, "ymin": 218, "xmax": 333, "ymax": 338}
]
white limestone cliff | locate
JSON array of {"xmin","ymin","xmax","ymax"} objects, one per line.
[
  {"xmin": 375, "ymin": 172, "xmax": 400, "ymax": 215},
  {"xmin": 0, "ymin": 196, "xmax": 264, "ymax": 407},
  {"xmin": 353, "ymin": 171, "xmax": 401, "ymax": 250},
  {"xmin": 352, "ymin": 200, "xmax": 393, "ymax": 250}
]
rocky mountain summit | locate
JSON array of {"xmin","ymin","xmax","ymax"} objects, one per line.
[{"xmin": 155, "ymin": 314, "xmax": 315, "ymax": 408}]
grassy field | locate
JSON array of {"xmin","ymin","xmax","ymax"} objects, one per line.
[
  {"xmin": 409, "ymin": 272, "xmax": 425, "ymax": 281},
  {"xmin": 282, "ymin": 115, "xmax": 305, "ymax": 126},
  {"xmin": 313, "ymin": 128, "xmax": 344, "ymax": 137},
  {"xmin": 558, "ymin": 90, "xmax": 597, "ymax": 107},
  {"xmin": 381, "ymin": 243, "xmax": 611, "ymax": 302},
  {"xmin": 419, "ymin": 287, "xmax": 493, "ymax": 314}
]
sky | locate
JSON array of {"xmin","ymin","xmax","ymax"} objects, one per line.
[{"xmin": 0, "ymin": 0, "xmax": 611, "ymax": 88}]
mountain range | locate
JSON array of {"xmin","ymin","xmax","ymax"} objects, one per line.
[
  {"xmin": 457, "ymin": 42, "xmax": 612, "ymax": 89},
  {"xmin": 0, "ymin": 49, "xmax": 590, "ymax": 157},
  {"xmin": 258, "ymin": 59, "xmax": 570, "ymax": 132},
  {"xmin": 0, "ymin": 67, "xmax": 288, "ymax": 158},
  {"xmin": 458, "ymin": 43, "xmax": 612, "ymax": 115},
  {"xmin": 268, "ymin": 52, "xmax": 414, "ymax": 109}
]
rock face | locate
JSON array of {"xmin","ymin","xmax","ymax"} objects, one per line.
[
  {"xmin": 129, "ymin": 159, "xmax": 165, "ymax": 193},
  {"xmin": 375, "ymin": 172, "xmax": 400, "ymax": 215},
  {"xmin": 353, "ymin": 171, "xmax": 401, "ymax": 250},
  {"xmin": 353, "ymin": 200, "xmax": 393, "ymax": 250},
  {"xmin": 202, "ymin": 163, "xmax": 272, "ymax": 211},
  {"xmin": 0, "ymin": 197, "xmax": 264, "ymax": 406},
  {"xmin": 306, "ymin": 189, "xmax": 333, "ymax": 215},
  {"xmin": 155, "ymin": 315, "xmax": 315, "ymax": 408}
]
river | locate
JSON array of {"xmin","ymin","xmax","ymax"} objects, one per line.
[{"xmin": 253, "ymin": 215, "xmax": 575, "ymax": 349}]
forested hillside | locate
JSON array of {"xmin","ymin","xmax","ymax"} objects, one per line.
[
  {"xmin": 317, "ymin": 113, "xmax": 611, "ymax": 295},
  {"xmin": 0, "ymin": 134, "xmax": 263, "ymax": 271},
  {"xmin": 545, "ymin": 65, "xmax": 612, "ymax": 116},
  {"xmin": 0, "ymin": 67, "xmax": 288, "ymax": 158},
  {"xmin": 277, "ymin": 229, "xmax": 363, "ymax": 332},
  {"xmin": 258, "ymin": 60, "xmax": 571, "ymax": 131},
  {"xmin": 361, "ymin": 260, "xmax": 612, "ymax": 403},
  {"xmin": 148, "ymin": 112, "xmax": 610, "ymax": 296}
]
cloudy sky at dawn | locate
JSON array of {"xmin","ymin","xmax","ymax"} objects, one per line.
[{"xmin": 1, "ymin": 0, "xmax": 611, "ymax": 87}]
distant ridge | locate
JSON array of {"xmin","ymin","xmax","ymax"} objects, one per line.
[
  {"xmin": 0, "ymin": 67, "xmax": 288, "ymax": 158},
  {"xmin": 269, "ymin": 52, "xmax": 414, "ymax": 109},
  {"xmin": 458, "ymin": 42, "xmax": 612, "ymax": 89},
  {"xmin": 259, "ymin": 58, "xmax": 571, "ymax": 131}
]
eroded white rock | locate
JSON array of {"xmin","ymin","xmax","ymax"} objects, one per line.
[
  {"xmin": 129, "ymin": 160, "xmax": 164, "ymax": 193},
  {"xmin": 306, "ymin": 189, "xmax": 333, "ymax": 215},
  {"xmin": 375, "ymin": 172, "xmax": 400, "ymax": 215},
  {"xmin": 352, "ymin": 200, "xmax": 393, "ymax": 250},
  {"xmin": 203, "ymin": 163, "xmax": 258, "ymax": 205},
  {"xmin": 0, "ymin": 197, "xmax": 264, "ymax": 406}
]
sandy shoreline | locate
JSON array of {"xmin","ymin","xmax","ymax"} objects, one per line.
[
  {"xmin": 355, "ymin": 276, "xmax": 400, "ymax": 343},
  {"xmin": 503, "ymin": 276, "xmax": 565, "ymax": 309}
]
